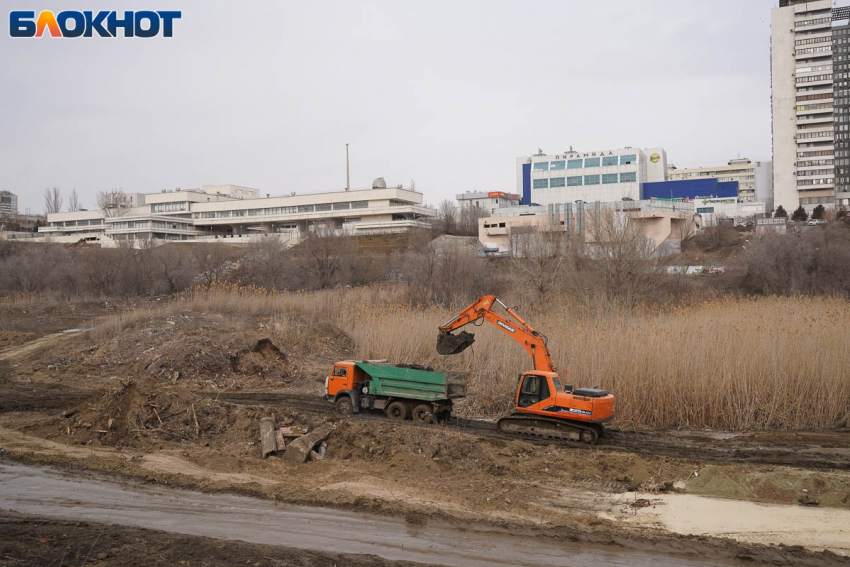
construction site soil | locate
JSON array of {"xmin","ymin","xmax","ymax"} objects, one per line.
[{"xmin": 1, "ymin": 303, "xmax": 849, "ymax": 566}]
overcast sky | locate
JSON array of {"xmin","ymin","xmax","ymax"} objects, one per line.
[{"xmin": 2, "ymin": 0, "xmax": 777, "ymax": 214}]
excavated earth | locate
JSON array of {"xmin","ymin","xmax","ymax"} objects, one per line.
[{"xmin": 0, "ymin": 305, "xmax": 849, "ymax": 566}]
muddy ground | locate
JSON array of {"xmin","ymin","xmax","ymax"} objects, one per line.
[
  {"xmin": 1, "ymin": 303, "xmax": 849, "ymax": 566},
  {"xmin": 0, "ymin": 511, "xmax": 431, "ymax": 567}
]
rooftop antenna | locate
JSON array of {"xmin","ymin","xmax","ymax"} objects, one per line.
[{"xmin": 345, "ymin": 143, "xmax": 350, "ymax": 191}]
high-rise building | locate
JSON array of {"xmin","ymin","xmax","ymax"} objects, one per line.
[
  {"xmin": 0, "ymin": 191, "xmax": 18, "ymax": 215},
  {"xmin": 667, "ymin": 159, "xmax": 774, "ymax": 209},
  {"xmin": 834, "ymin": 23, "xmax": 850, "ymax": 207},
  {"xmin": 771, "ymin": 0, "xmax": 850, "ymax": 212}
]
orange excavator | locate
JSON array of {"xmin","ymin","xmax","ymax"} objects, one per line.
[{"xmin": 437, "ymin": 295, "xmax": 615, "ymax": 444}]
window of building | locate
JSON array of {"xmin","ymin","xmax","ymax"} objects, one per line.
[
  {"xmin": 550, "ymin": 160, "xmax": 565, "ymax": 170},
  {"xmin": 533, "ymin": 179, "xmax": 549, "ymax": 189},
  {"xmin": 567, "ymin": 176, "xmax": 582, "ymax": 187},
  {"xmin": 333, "ymin": 202, "xmax": 350, "ymax": 210},
  {"xmin": 233, "ymin": 210, "xmax": 246, "ymax": 217},
  {"xmin": 620, "ymin": 172, "xmax": 637, "ymax": 183},
  {"xmin": 696, "ymin": 207, "xmax": 715, "ymax": 214},
  {"xmin": 620, "ymin": 154, "xmax": 637, "ymax": 165},
  {"xmin": 567, "ymin": 159, "xmax": 583, "ymax": 169},
  {"xmin": 151, "ymin": 202, "xmax": 187, "ymax": 213},
  {"xmin": 351, "ymin": 201, "xmax": 368, "ymax": 209},
  {"xmin": 533, "ymin": 162, "xmax": 549, "ymax": 171},
  {"xmin": 550, "ymin": 177, "xmax": 566, "ymax": 188},
  {"xmin": 584, "ymin": 175, "xmax": 600, "ymax": 185},
  {"xmin": 265, "ymin": 207, "xmax": 281, "ymax": 215},
  {"xmin": 602, "ymin": 156, "xmax": 618, "ymax": 167},
  {"xmin": 298, "ymin": 205, "xmax": 314, "ymax": 213},
  {"xmin": 216, "ymin": 211, "xmax": 231, "ymax": 218},
  {"xmin": 602, "ymin": 173, "xmax": 618, "ymax": 184},
  {"xmin": 584, "ymin": 157, "xmax": 600, "ymax": 168},
  {"xmin": 315, "ymin": 203, "xmax": 332, "ymax": 211},
  {"xmin": 248, "ymin": 209, "xmax": 263, "ymax": 216}
]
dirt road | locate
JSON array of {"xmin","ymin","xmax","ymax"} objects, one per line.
[
  {"xmin": 205, "ymin": 391, "xmax": 850, "ymax": 470},
  {"xmin": 0, "ymin": 462, "xmax": 733, "ymax": 567}
]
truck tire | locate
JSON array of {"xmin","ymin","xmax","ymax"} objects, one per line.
[
  {"xmin": 386, "ymin": 401, "xmax": 410, "ymax": 421},
  {"xmin": 335, "ymin": 396, "xmax": 354, "ymax": 415},
  {"xmin": 412, "ymin": 404, "xmax": 436, "ymax": 424}
]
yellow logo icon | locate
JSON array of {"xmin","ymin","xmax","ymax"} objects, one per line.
[{"xmin": 650, "ymin": 153, "xmax": 660, "ymax": 163}]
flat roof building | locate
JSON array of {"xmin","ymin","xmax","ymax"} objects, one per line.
[
  {"xmin": 667, "ymin": 158, "xmax": 773, "ymax": 208},
  {"xmin": 456, "ymin": 191, "xmax": 521, "ymax": 214},
  {"xmin": 42, "ymin": 181, "xmax": 435, "ymax": 246},
  {"xmin": 516, "ymin": 147, "xmax": 667, "ymax": 207}
]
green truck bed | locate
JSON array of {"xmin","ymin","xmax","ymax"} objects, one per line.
[{"xmin": 354, "ymin": 362, "xmax": 466, "ymax": 402}]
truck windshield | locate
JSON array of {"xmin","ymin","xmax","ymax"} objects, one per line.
[{"xmin": 552, "ymin": 377, "xmax": 562, "ymax": 391}]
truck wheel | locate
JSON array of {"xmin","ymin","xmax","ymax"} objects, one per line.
[
  {"xmin": 335, "ymin": 396, "xmax": 354, "ymax": 416},
  {"xmin": 412, "ymin": 404, "xmax": 436, "ymax": 424},
  {"xmin": 386, "ymin": 401, "xmax": 410, "ymax": 421}
]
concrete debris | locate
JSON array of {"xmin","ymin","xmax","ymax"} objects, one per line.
[
  {"xmin": 283, "ymin": 423, "xmax": 335, "ymax": 463},
  {"xmin": 259, "ymin": 417, "xmax": 277, "ymax": 459},
  {"xmin": 310, "ymin": 441, "xmax": 328, "ymax": 461},
  {"xmin": 278, "ymin": 425, "xmax": 309, "ymax": 438},
  {"xmin": 275, "ymin": 428, "xmax": 287, "ymax": 452},
  {"xmin": 61, "ymin": 409, "xmax": 78, "ymax": 419}
]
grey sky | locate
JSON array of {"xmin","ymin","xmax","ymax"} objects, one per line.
[{"xmin": 2, "ymin": 0, "xmax": 776, "ymax": 214}]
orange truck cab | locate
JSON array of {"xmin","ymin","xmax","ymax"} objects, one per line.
[
  {"xmin": 515, "ymin": 371, "xmax": 616, "ymax": 424},
  {"xmin": 325, "ymin": 361, "xmax": 364, "ymax": 400}
]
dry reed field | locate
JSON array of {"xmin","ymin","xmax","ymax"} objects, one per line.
[{"xmin": 90, "ymin": 284, "xmax": 850, "ymax": 431}]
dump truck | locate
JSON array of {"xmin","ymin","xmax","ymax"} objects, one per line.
[{"xmin": 325, "ymin": 360, "xmax": 466, "ymax": 422}]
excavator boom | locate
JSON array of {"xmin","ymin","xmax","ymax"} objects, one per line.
[{"xmin": 437, "ymin": 295, "xmax": 556, "ymax": 373}]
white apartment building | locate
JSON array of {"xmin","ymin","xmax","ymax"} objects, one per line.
[
  {"xmin": 516, "ymin": 147, "xmax": 667, "ymax": 207},
  {"xmin": 771, "ymin": 0, "xmax": 850, "ymax": 212},
  {"xmin": 41, "ymin": 180, "xmax": 434, "ymax": 246},
  {"xmin": 456, "ymin": 191, "xmax": 521, "ymax": 214},
  {"xmin": 667, "ymin": 159, "xmax": 774, "ymax": 208},
  {"xmin": 0, "ymin": 191, "xmax": 18, "ymax": 215}
]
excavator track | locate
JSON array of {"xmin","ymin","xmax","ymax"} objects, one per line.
[{"xmin": 496, "ymin": 413, "xmax": 603, "ymax": 444}]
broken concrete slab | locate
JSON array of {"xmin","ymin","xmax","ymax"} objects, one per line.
[
  {"xmin": 275, "ymin": 428, "xmax": 287, "ymax": 452},
  {"xmin": 283, "ymin": 423, "xmax": 335, "ymax": 463},
  {"xmin": 259, "ymin": 417, "xmax": 277, "ymax": 459},
  {"xmin": 278, "ymin": 425, "xmax": 309, "ymax": 438}
]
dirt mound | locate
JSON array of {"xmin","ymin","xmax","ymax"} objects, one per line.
[{"xmin": 26, "ymin": 377, "xmax": 306, "ymax": 450}]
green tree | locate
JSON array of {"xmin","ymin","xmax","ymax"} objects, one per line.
[
  {"xmin": 774, "ymin": 205, "xmax": 787, "ymax": 218},
  {"xmin": 791, "ymin": 205, "xmax": 808, "ymax": 222},
  {"xmin": 811, "ymin": 204, "xmax": 825, "ymax": 220}
]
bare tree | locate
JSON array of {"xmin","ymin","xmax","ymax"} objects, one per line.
[
  {"xmin": 299, "ymin": 223, "xmax": 355, "ymax": 289},
  {"xmin": 437, "ymin": 200, "xmax": 458, "ymax": 234},
  {"xmin": 193, "ymin": 242, "xmax": 234, "ymax": 285},
  {"xmin": 458, "ymin": 205, "xmax": 488, "ymax": 236},
  {"xmin": 509, "ymin": 225, "xmax": 572, "ymax": 298},
  {"xmin": 97, "ymin": 189, "xmax": 130, "ymax": 217},
  {"xmin": 68, "ymin": 189, "xmax": 81, "ymax": 212},
  {"xmin": 43, "ymin": 187, "xmax": 63, "ymax": 214}
]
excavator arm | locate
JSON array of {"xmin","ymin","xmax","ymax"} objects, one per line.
[{"xmin": 437, "ymin": 295, "xmax": 556, "ymax": 373}]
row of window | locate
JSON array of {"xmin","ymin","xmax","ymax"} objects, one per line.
[
  {"xmin": 797, "ymin": 64, "xmax": 833, "ymax": 73},
  {"xmin": 796, "ymin": 102, "xmax": 833, "ymax": 111},
  {"xmin": 796, "ymin": 16, "xmax": 831, "ymax": 28},
  {"xmin": 796, "ymin": 35, "xmax": 831, "ymax": 46},
  {"xmin": 532, "ymin": 154, "xmax": 637, "ymax": 171},
  {"xmin": 797, "ymin": 73, "xmax": 833, "ymax": 84},
  {"xmin": 151, "ymin": 202, "xmax": 187, "ymax": 213},
  {"xmin": 796, "ymin": 92, "xmax": 833, "ymax": 102},
  {"xmin": 51, "ymin": 219, "xmax": 105, "ymax": 227},
  {"xmin": 111, "ymin": 220, "xmax": 190, "ymax": 230},
  {"xmin": 797, "ymin": 130, "xmax": 833, "ymax": 138},
  {"xmin": 797, "ymin": 168, "xmax": 833, "ymax": 176},
  {"xmin": 191, "ymin": 201, "xmax": 372, "ymax": 219},
  {"xmin": 797, "ymin": 149, "xmax": 833, "ymax": 158},
  {"xmin": 797, "ymin": 178, "xmax": 833, "ymax": 186},
  {"xmin": 800, "ymin": 196, "xmax": 835, "ymax": 205},
  {"xmin": 797, "ymin": 159, "xmax": 834, "ymax": 167},
  {"xmin": 532, "ymin": 172, "xmax": 637, "ymax": 189},
  {"xmin": 797, "ymin": 46, "xmax": 831, "ymax": 56}
]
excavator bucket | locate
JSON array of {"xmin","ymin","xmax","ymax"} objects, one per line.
[{"xmin": 436, "ymin": 331, "xmax": 476, "ymax": 355}]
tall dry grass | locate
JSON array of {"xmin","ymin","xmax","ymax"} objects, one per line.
[{"xmin": 89, "ymin": 284, "xmax": 850, "ymax": 431}]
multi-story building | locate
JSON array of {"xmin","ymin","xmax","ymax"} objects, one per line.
[
  {"xmin": 456, "ymin": 191, "xmax": 521, "ymax": 214},
  {"xmin": 516, "ymin": 147, "xmax": 667, "ymax": 207},
  {"xmin": 0, "ymin": 191, "xmax": 18, "ymax": 215},
  {"xmin": 41, "ymin": 180, "xmax": 434, "ymax": 245},
  {"xmin": 667, "ymin": 159, "xmax": 774, "ymax": 208},
  {"xmin": 834, "ymin": 23, "xmax": 850, "ymax": 207},
  {"xmin": 771, "ymin": 0, "xmax": 850, "ymax": 212}
]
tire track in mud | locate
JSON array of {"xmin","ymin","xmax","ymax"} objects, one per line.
[{"xmin": 198, "ymin": 391, "xmax": 850, "ymax": 470}]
